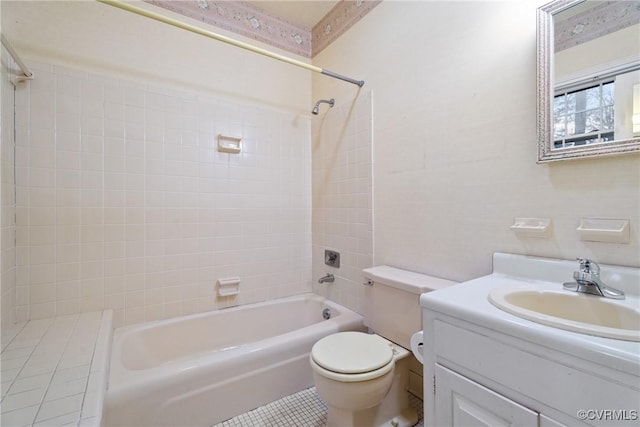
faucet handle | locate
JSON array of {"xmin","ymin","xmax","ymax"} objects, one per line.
[{"xmin": 576, "ymin": 257, "xmax": 600, "ymax": 275}]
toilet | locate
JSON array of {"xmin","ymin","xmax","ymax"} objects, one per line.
[{"xmin": 310, "ymin": 266, "xmax": 456, "ymax": 427}]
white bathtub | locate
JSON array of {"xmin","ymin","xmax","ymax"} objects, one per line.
[{"xmin": 103, "ymin": 293, "xmax": 365, "ymax": 427}]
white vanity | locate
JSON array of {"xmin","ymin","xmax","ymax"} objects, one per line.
[{"xmin": 420, "ymin": 253, "xmax": 640, "ymax": 426}]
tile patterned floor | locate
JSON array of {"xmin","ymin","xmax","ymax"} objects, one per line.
[{"xmin": 213, "ymin": 387, "xmax": 424, "ymax": 427}]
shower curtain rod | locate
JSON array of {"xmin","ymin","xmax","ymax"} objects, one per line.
[
  {"xmin": 1, "ymin": 34, "xmax": 33, "ymax": 79},
  {"xmin": 97, "ymin": 0, "xmax": 365, "ymax": 87}
]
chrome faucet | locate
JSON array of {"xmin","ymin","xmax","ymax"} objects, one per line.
[
  {"xmin": 318, "ymin": 273, "xmax": 334, "ymax": 284},
  {"xmin": 563, "ymin": 258, "xmax": 625, "ymax": 299}
]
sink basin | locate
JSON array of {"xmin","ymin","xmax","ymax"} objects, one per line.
[{"xmin": 489, "ymin": 287, "xmax": 640, "ymax": 342}]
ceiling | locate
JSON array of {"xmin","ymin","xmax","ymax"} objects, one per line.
[{"xmin": 246, "ymin": 1, "xmax": 339, "ymax": 29}]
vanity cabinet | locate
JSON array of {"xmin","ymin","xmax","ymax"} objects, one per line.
[
  {"xmin": 428, "ymin": 319, "xmax": 577, "ymax": 427},
  {"xmin": 422, "ymin": 301, "xmax": 639, "ymax": 427},
  {"xmin": 420, "ymin": 253, "xmax": 640, "ymax": 427}
]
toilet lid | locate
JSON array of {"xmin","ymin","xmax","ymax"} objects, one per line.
[{"xmin": 311, "ymin": 332, "xmax": 393, "ymax": 374}]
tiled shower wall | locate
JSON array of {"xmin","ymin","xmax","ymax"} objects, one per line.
[
  {"xmin": 1, "ymin": 45, "xmax": 18, "ymax": 334},
  {"xmin": 14, "ymin": 62, "xmax": 311, "ymax": 327},
  {"xmin": 311, "ymin": 92, "xmax": 373, "ymax": 314}
]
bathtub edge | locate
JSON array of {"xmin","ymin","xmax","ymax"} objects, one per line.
[{"xmin": 80, "ymin": 309, "xmax": 114, "ymax": 427}]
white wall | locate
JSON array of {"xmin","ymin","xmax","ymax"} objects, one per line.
[
  {"xmin": 3, "ymin": 1, "xmax": 311, "ymax": 113},
  {"xmin": 4, "ymin": 1, "xmax": 312, "ymax": 326},
  {"xmin": 5, "ymin": 0, "xmax": 640, "ymax": 326},
  {"xmin": 312, "ymin": 0, "xmax": 640, "ymax": 284}
]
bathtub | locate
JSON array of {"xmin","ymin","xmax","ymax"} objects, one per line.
[{"xmin": 103, "ymin": 293, "xmax": 365, "ymax": 427}]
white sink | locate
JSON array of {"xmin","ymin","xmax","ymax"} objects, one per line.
[{"xmin": 489, "ymin": 287, "xmax": 640, "ymax": 342}]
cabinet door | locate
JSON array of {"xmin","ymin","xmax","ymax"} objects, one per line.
[{"xmin": 435, "ymin": 365, "xmax": 538, "ymax": 427}]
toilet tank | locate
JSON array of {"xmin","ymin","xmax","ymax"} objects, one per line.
[{"xmin": 362, "ymin": 266, "xmax": 457, "ymax": 349}]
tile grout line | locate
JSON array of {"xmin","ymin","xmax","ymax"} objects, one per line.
[
  {"xmin": 1, "ymin": 320, "xmax": 28, "ymax": 352},
  {"xmin": 1, "ymin": 319, "xmax": 52, "ymax": 409},
  {"xmin": 0, "ymin": 342, "xmax": 35, "ymax": 405}
]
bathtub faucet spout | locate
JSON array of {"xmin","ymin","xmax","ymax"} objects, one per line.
[{"xmin": 318, "ymin": 273, "xmax": 335, "ymax": 284}]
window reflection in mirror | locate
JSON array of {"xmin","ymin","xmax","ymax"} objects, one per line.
[
  {"xmin": 554, "ymin": 1, "xmax": 639, "ymax": 146},
  {"xmin": 553, "ymin": 79, "xmax": 615, "ymax": 148}
]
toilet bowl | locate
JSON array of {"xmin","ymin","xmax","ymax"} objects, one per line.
[
  {"xmin": 310, "ymin": 331, "xmax": 414, "ymax": 427},
  {"xmin": 310, "ymin": 266, "xmax": 457, "ymax": 427}
]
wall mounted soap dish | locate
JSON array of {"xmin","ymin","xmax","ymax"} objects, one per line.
[
  {"xmin": 510, "ymin": 218, "xmax": 552, "ymax": 238},
  {"xmin": 577, "ymin": 218, "xmax": 629, "ymax": 244},
  {"xmin": 217, "ymin": 277, "xmax": 240, "ymax": 297}
]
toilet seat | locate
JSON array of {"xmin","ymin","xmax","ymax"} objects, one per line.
[{"xmin": 310, "ymin": 332, "xmax": 395, "ymax": 382}]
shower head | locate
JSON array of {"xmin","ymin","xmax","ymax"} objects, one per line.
[{"xmin": 312, "ymin": 98, "xmax": 335, "ymax": 115}]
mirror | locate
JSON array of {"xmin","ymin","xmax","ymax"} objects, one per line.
[{"xmin": 537, "ymin": 0, "xmax": 640, "ymax": 162}]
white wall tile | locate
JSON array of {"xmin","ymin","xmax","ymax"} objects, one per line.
[
  {"xmin": 311, "ymin": 93, "xmax": 372, "ymax": 314},
  {"xmin": 14, "ymin": 62, "xmax": 311, "ymax": 323}
]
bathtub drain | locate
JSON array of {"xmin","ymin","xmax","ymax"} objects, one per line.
[{"xmin": 322, "ymin": 308, "xmax": 331, "ymax": 320}]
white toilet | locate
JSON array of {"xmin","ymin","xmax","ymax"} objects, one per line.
[{"xmin": 311, "ymin": 266, "xmax": 456, "ymax": 427}]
